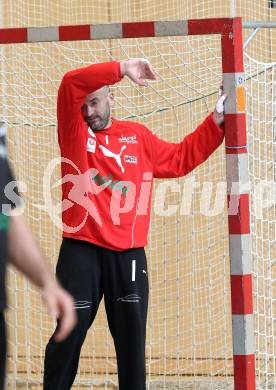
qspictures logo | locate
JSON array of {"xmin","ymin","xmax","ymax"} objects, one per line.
[
  {"xmin": 33, "ymin": 157, "xmax": 153, "ymax": 233},
  {"xmin": 3, "ymin": 157, "xmax": 276, "ymax": 235}
]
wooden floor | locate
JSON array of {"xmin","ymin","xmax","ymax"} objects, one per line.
[{"xmin": 6, "ymin": 375, "xmax": 234, "ymax": 390}]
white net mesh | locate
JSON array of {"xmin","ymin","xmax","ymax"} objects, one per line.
[
  {"xmin": 4, "ymin": 35, "xmax": 232, "ymax": 390},
  {"xmin": 0, "ymin": 1, "xmax": 275, "ymax": 390},
  {"xmin": 245, "ymin": 54, "xmax": 276, "ymax": 389}
]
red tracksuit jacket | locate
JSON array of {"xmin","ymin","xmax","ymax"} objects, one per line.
[{"xmin": 57, "ymin": 61, "xmax": 224, "ymax": 251}]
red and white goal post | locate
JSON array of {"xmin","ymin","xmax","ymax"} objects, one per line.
[{"xmin": 2, "ymin": 18, "xmax": 256, "ymax": 390}]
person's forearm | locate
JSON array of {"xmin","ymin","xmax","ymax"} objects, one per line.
[
  {"xmin": 8, "ymin": 214, "xmax": 54, "ymax": 289},
  {"xmin": 151, "ymin": 113, "xmax": 224, "ymax": 178},
  {"xmin": 61, "ymin": 61, "xmax": 123, "ymax": 95},
  {"xmin": 58, "ymin": 61, "xmax": 123, "ymax": 125}
]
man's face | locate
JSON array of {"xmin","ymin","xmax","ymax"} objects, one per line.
[{"xmin": 81, "ymin": 86, "xmax": 114, "ymax": 131}]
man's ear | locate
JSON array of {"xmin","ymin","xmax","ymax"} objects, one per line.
[{"xmin": 108, "ymin": 91, "xmax": 115, "ymax": 107}]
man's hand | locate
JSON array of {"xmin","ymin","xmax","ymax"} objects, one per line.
[
  {"xmin": 213, "ymin": 87, "xmax": 227, "ymax": 126},
  {"xmin": 120, "ymin": 58, "xmax": 156, "ymax": 86},
  {"xmin": 42, "ymin": 281, "xmax": 77, "ymax": 342}
]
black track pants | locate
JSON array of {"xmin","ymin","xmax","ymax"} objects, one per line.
[
  {"xmin": 43, "ymin": 238, "xmax": 149, "ymax": 390},
  {"xmin": 0, "ymin": 312, "xmax": 6, "ymax": 390}
]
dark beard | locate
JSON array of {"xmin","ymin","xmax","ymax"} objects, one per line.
[{"xmin": 88, "ymin": 106, "xmax": 111, "ymax": 131}]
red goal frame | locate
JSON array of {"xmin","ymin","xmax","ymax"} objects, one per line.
[{"xmin": 0, "ymin": 17, "xmax": 255, "ymax": 390}]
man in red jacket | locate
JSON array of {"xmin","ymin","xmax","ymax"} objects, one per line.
[{"xmin": 44, "ymin": 59, "xmax": 226, "ymax": 390}]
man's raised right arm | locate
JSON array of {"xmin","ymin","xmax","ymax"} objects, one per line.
[
  {"xmin": 57, "ymin": 59, "xmax": 156, "ymax": 128},
  {"xmin": 57, "ymin": 61, "xmax": 122, "ymax": 127}
]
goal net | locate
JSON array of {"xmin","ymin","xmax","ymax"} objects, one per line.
[{"xmin": 1, "ymin": 2, "xmax": 275, "ymax": 390}]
